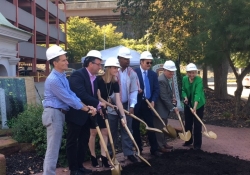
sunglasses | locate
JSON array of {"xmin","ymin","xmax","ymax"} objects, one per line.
[{"xmin": 146, "ymin": 62, "xmax": 153, "ymax": 65}]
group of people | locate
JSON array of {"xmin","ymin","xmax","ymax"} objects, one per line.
[{"xmin": 41, "ymin": 45, "xmax": 206, "ymax": 175}]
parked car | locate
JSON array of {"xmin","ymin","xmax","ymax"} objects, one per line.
[{"xmin": 242, "ymin": 75, "xmax": 250, "ymax": 88}]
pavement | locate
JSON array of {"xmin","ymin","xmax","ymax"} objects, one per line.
[{"xmin": 34, "ymin": 119, "xmax": 250, "ymax": 175}]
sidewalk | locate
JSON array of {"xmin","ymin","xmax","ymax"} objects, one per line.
[{"xmin": 35, "ymin": 119, "xmax": 250, "ymax": 175}]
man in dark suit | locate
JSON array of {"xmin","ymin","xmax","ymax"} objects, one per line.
[
  {"xmin": 66, "ymin": 50, "xmax": 105, "ymax": 175},
  {"xmin": 133, "ymin": 51, "xmax": 167, "ymax": 156}
]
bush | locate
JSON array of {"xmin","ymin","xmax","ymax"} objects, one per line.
[
  {"xmin": 7, "ymin": 104, "xmax": 68, "ymax": 166},
  {"xmin": 7, "ymin": 104, "xmax": 101, "ymax": 167}
]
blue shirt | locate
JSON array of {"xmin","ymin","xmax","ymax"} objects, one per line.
[{"xmin": 42, "ymin": 69, "xmax": 83, "ymax": 111}]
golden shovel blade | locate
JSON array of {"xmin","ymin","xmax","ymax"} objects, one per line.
[
  {"xmin": 111, "ymin": 164, "xmax": 121, "ymax": 175},
  {"xmin": 178, "ymin": 130, "xmax": 191, "ymax": 141},
  {"xmin": 203, "ymin": 131, "xmax": 217, "ymax": 139},
  {"xmin": 166, "ymin": 125, "xmax": 177, "ymax": 138}
]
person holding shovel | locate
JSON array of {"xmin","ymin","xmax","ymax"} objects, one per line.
[
  {"xmin": 133, "ymin": 51, "xmax": 165, "ymax": 156},
  {"xmin": 42, "ymin": 45, "xmax": 97, "ymax": 175},
  {"xmin": 154, "ymin": 60, "xmax": 179, "ymax": 152},
  {"xmin": 106, "ymin": 48, "xmax": 139, "ymax": 163},
  {"xmin": 182, "ymin": 63, "xmax": 206, "ymax": 150}
]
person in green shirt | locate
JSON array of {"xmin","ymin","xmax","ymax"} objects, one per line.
[{"xmin": 182, "ymin": 63, "xmax": 206, "ymax": 150}]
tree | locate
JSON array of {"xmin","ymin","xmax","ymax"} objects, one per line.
[{"xmin": 62, "ymin": 17, "xmax": 123, "ymax": 63}]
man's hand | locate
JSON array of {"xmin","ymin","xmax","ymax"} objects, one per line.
[
  {"xmin": 172, "ymin": 98, "xmax": 177, "ymax": 106},
  {"xmin": 138, "ymin": 89, "xmax": 143, "ymax": 94},
  {"xmin": 129, "ymin": 107, "xmax": 134, "ymax": 114},
  {"xmin": 87, "ymin": 106, "xmax": 97, "ymax": 116},
  {"xmin": 121, "ymin": 116, "xmax": 127, "ymax": 127},
  {"xmin": 184, "ymin": 97, "xmax": 188, "ymax": 104},
  {"xmin": 174, "ymin": 107, "xmax": 179, "ymax": 114},
  {"xmin": 148, "ymin": 101, "xmax": 154, "ymax": 108}
]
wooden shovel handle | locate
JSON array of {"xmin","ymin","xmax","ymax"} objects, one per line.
[
  {"xmin": 176, "ymin": 112, "xmax": 186, "ymax": 134},
  {"xmin": 96, "ymin": 126, "xmax": 114, "ymax": 167},
  {"xmin": 124, "ymin": 110, "xmax": 148, "ymax": 126},
  {"xmin": 189, "ymin": 107, "xmax": 208, "ymax": 132},
  {"xmin": 104, "ymin": 119, "xmax": 116, "ymax": 159},
  {"xmin": 145, "ymin": 99, "xmax": 166, "ymax": 126}
]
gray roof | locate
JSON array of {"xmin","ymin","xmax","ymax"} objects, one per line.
[{"xmin": 0, "ymin": 13, "xmax": 32, "ymax": 35}]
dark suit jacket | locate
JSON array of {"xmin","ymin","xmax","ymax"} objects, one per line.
[
  {"xmin": 134, "ymin": 68, "xmax": 159, "ymax": 114},
  {"xmin": 65, "ymin": 68, "xmax": 99, "ymax": 126}
]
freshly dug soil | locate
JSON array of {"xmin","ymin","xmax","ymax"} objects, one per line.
[{"xmin": 93, "ymin": 149, "xmax": 250, "ymax": 175}]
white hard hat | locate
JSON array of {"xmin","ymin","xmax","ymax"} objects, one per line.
[
  {"xmin": 186, "ymin": 63, "xmax": 197, "ymax": 71},
  {"xmin": 118, "ymin": 47, "xmax": 132, "ymax": 59},
  {"xmin": 86, "ymin": 50, "xmax": 102, "ymax": 59},
  {"xmin": 46, "ymin": 45, "xmax": 67, "ymax": 61},
  {"xmin": 163, "ymin": 60, "xmax": 177, "ymax": 71},
  {"xmin": 140, "ymin": 51, "xmax": 153, "ymax": 60},
  {"xmin": 104, "ymin": 57, "xmax": 121, "ymax": 68}
]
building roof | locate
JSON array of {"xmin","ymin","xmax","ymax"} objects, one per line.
[{"xmin": 0, "ymin": 13, "xmax": 32, "ymax": 35}]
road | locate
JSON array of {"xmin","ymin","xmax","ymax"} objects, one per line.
[{"xmin": 208, "ymin": 82, "xmax": 250, "ymax": 100}]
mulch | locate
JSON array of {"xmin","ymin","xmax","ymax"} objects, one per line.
[{"xmin": 5, "ymin": 88, "xmax": 250, "ymax": 175}]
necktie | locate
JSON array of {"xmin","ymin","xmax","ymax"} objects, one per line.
[{"xmin": 143, "ymin": 71, "xmax": 151, "ymax": 99}]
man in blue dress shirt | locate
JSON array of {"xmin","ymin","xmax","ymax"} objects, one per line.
[{"xmin": 42, "ymin": 45, "xmax": 96, "ymax": 175}]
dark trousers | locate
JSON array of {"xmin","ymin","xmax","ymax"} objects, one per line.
[
  {"xmin": 133, "ymin": 101, "xmax": 159, "ymax": 154},
  {"xmin": 66, "ymin": 120, "xmax": 90, "ymax": 171},
  {"xmin": 184, "ymin": 105, "xmax": 204, "ymax": 148}
]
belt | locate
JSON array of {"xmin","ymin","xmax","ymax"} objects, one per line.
[{"xmin": 46, "ymin": 106, "xmax": 67, "ymax": 115}]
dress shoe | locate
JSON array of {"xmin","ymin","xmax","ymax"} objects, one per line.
[
  {"xmin": 164, "ymin": 144, "xmax": 173, "ymax": 149},
  {"xmin": 193, "ymin": 146, "xmax": 201, "ymax": 150},
  {"xmin": 70, "ymin": 170, "xmax": 85, "ymax": 175},
  {"xmin": 127, "ymin": 155, "xmax": 138, "ymax": 163},
  {"xmin": 78, "ymin": 167, "xmax": 92, "ymax": 174},
  {"xmin": 151, "ymin": 151, "xmax": 162, "ymax": 157},
  {"xmin": 182, "ymin": 142, "xmax": 192, "ymax": 147},
  {"xmin": 158, "ymin": 147, "xmax": 171, "ymax": 153}
]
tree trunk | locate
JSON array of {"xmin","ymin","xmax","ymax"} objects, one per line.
[
  {"xmin": 202, "ymin": 63, "xmax": 208, "ymax": 88},
  {"xmin": 213, "ymin": 57, "xmax": 229, "ymax": 99},
  {"xmin": 234, "ymin": 82, "xmax": 243, "ymax": 115},
  {"xmin": 242, "ymin": 93, "xmax": 250, "ymax": 116}
]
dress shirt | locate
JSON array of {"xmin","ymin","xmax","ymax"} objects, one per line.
[
  {"xmin": 86, "ymin": 68, "xmax": 101, "ymax": 109},
  {"xmin": 140, "ymin": 66, "xmax": 148, "ymax": 97},
  {"xmin": 119, "ymin": 69, "xmax": 128, "ymax": 103},
  {"xmin": 43, "ymin": 69, "xmax": 83, "ymax": 111}
]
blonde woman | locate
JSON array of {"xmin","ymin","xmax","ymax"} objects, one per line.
[{"xmin": 88, "ymin": 57, "xmax": 126, "ymax": 168}]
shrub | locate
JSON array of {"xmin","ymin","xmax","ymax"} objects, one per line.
[{"xmin": 7, "ymin": 104, "xmax": 68, "ymax": 166}]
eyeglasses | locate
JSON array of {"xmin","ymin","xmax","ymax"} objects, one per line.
[
  {"xmin": 91, "ymin": 62, "xmax": 102, "ymax": 66},
  {"xmin": 146, "ymin": 62, "xmax": 153, "ymax": 65}
]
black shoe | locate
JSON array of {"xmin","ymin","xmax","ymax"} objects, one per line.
[
  {"xmin": 78, "ymin": 167, "xmax": 92, "ymax": 174},
  {"xmin": 90, "ymin": 155, "xmax": 100, "ymax": 168},
  {"xmin": 183, "ymin": 142, "xmax": 192, "ymax": 147},
  {"xmin": 101, "ymin": 155, "xmax": 112, "ymax": 168},
  {"xmin": 127, "ymin": 155, "xmax": 138, "ymax": 163},
  {"xmin": 151, "ymin": 151, "xmax": 161, "ymax": 157},
  {"xmin": 193, "ymin": 146, "xmax": 201, "ymax": 150},
  {"xmin": 70, "ymin": 170, "xmax": 85, "ymax": 175}
]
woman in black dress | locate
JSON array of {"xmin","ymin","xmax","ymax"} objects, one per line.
[{"xmin": 88, "ymin": 57, "xmax": 127, "ymax": 168}]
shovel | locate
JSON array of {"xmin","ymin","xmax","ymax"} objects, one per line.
[
  {"xmin": 185, "ymin": 104, "xmax": 217, "ymax": 139},
  {"xmin": 101, "ymin": 107, "xmax": 122, "ymax": 171},
  {"xmin": 114, "ymin": 107, "xmax": 151, "ymax": 167},
  {"xmin": 90, "ymin": 115, "xmax": 121, "ymax": 175},
  {"xmin": 123, "ymin": 109, "xmax": 163, "ymax": 133},
  {"xmin": 175, "ymin": 112, "xmax": 191, "ymax": 141},
  {"xmin": 144, "ymin": 98, "xmax": 177, "ymax": 138}
]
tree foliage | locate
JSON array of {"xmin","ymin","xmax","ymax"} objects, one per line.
[{"xmin": 63, "ymin": 17, "xmax": 123, "ymax": 63}]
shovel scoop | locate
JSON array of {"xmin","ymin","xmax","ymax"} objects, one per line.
[
  {"xmin": 185, "ymin": 104, "xmax": 217, "ymax": 139},
  {"xmin": 175, "ymin": 112, "xmax": 191, "ymax": 141},
  {"xmin": 91, "ymin": 115, "xmax": 121, "ymax": 175},
  {"xmin": 144, "ymin": 98, "xmax": 177, "ymax": 138}
]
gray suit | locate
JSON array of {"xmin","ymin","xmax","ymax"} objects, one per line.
[{"xmin": 154, "ymin": 73, "xmax": 175, "ymax": 148}]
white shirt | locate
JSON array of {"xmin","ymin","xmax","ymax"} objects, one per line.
[{"xmin": 119, "ymin": 68, "xmax": 138, "ymax": 108}]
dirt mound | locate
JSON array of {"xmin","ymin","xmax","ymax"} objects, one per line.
[{"xmin": 93, "ymin": 149, "xmax": 250, "ymax": 175}]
